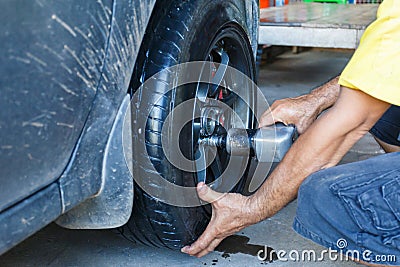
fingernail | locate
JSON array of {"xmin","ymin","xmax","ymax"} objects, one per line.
[
  {"xmin": 181, "ymin": 246, "xmax": 189, "ymax": 253},
  {"xmin": 197, "ymin": 184, "xmax": 207, "ymax": 193}
]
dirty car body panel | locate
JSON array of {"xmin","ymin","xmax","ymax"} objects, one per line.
[
  {"xmin": 0, "ymin": 0, "xmax": 110, "ymax": 213},
  {"xmin": 0, "ymin": 0, "xmax": 156, "ymax": 254}
]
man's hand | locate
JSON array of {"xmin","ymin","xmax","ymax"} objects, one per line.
[
  {"xmin": 258, "ymin": 95, "xmax": 321, "ymax": 134},
  {"xmin": 258, "ymin": 76, "xmax": 341, "ymax": 134},
  {"xmin": 181, "ymin": 182, "xmax": 260, "ymax": 257}
]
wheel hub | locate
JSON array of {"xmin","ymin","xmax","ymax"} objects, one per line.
[{"xmin": 200, "ymin": 105, "xmax": 225, "ymax": 137}]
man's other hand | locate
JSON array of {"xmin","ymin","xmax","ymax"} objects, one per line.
[
  {"xmin": 181, "ymin": 182, "xmax": 259, "ymax": 257},
  {"xmin": 258, "ymin": 76, "xmax": 341, "ymax": 134},
  {"xmin": 258, "ymin": 95, "xmax": 321, "ymax": 134}
]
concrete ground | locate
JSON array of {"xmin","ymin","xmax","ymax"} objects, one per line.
[{"xmin": 0, "ymin": 48, "xmax": 385, "ymax": 266}]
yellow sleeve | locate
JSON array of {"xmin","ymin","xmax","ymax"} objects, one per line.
[{"xmin": 339, "ymin": 0, "xmax": 400, "ymax": 106}]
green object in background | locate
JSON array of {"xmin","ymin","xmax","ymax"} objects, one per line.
[{"xmin": 304, "ymin": 0, "xmax": 347, "ymax": 4}]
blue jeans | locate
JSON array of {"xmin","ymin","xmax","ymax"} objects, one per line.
[{"xmin": 293, "ymin": 152, "xmax": 400, "ymax": 265}]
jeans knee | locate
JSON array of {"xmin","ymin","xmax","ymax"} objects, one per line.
[{"xmin": 297, "ymin": 170, "xmax": 337, "ymax": 222}]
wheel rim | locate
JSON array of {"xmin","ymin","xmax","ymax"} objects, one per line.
[{"xmin": 191, "ymin": 26, "xmax": 255, "ymax": 190}]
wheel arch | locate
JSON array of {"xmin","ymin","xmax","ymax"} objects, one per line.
[{"xmin": 55, "ymin": 0, "xmax": 157, "ymax": 229}]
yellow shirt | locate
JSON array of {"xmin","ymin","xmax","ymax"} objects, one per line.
[{"xmin": 339, "ymin": 0, "xmax": 400, "ymax": 106}]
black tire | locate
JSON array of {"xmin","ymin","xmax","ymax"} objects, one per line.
[{"xmin": 124, "ymin": 0, "xmax": 256, "ymax": 249}]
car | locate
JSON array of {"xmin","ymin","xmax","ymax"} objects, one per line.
[{"xmin": 0, "ymin": 0, "xmax": 259, "ymax": 253}]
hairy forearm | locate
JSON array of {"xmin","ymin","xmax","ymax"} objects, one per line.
[
  {"xmin": 249, "ymin": 115, "xmax": 357, "ymax": 221},
  {"xmin": 248, "ymin": 87, "xmax": 389, "ymax": 222},
  {"xmin": 308, "ymin": 75, "xmax": 340, "ymax": 115},
  {"xmin": 258, "ymin": 75, "xmax": 341, "ymax": 134}
]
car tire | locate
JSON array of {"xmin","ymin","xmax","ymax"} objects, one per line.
[{"xmin": 123, "ymin": 0, "xmax": 256, "ymax": 249}]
